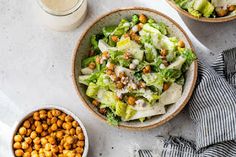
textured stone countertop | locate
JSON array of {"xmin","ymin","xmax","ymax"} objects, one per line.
[{"xmin": 0, "ymin": 0, "xmax": 235, "ymax": 156}]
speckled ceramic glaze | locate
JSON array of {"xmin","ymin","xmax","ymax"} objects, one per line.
[
  {"xmin": 166, "ymin": 0, "xmax": 236, "ymax": 22},
  {"xmin": 72, "ymin": 7, "xmax": 198, "ymax": 130}
]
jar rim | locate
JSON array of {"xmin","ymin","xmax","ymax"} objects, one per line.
[{"xmin": 37, "ymin": 0, "xmax": 85, "ymax": 16}]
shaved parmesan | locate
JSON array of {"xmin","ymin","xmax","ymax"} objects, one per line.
[{"xmin": 159, "ymin": 83, "xmax": 182, "ymax": 105}]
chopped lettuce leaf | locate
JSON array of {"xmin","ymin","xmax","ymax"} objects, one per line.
[
  {"xmin": 81, "ymin": 56, "xmax": 96, "ymax": 68},
  {"xmin": 144, "ymin": 43, "xmax": 157, "ymax": 62},
  {"xmin": 97, "ymin": 89, "xmax": 118, "ymax": 109},
  {"xmin": 167, "ymin": 56, "xmax": 186, "ymax": 70},
  {"xmin": 103, "ymin": 26, "xmax": 116, "ymax": 37},
  {"xmin": 142, "ymin": 73, "xmax": 164, "ymax": 92},
  {"xmin": 115, "ymin": 101, "xmax": 127, "ymax": 118},
  {"xmin": 86, "ymin": 83, "xmax": 99, "ymax": 98},
  {"xmin": 107, "ymin": 111, "xmax": 120, "ymax": 126},
  {"xmin": 124, "ymin": 105, "xmax": 137, "ymax": 120},
  {"xmin": 78, "ymin": 71, "xmax": 101, "ymax": 85},
  {"xmin": 81, "ymin": 67, "xmax": 94, "ymax": 75}
]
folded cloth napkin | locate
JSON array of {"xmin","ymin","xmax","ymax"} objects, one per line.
[{"xmin": 134, "ymin": 48, "xmax": 236, "ymax": 157}]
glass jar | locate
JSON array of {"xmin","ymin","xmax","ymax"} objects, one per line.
[{"xmin": 37, "ymin": 0, "xmax": 87, "ymax": 31}]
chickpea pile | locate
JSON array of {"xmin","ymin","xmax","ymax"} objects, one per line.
[{"xmin": 13, "ymin": 109, "xmax": 85, "ymax": 157}]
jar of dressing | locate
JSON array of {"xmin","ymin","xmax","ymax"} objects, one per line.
[{"xmin": 37, "ymin": 0, "xmax": 87, "ymax": 31}]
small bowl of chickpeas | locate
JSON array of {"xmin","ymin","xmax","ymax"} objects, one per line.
[{"xmin": 11, "ymin": 106, "xmax": 89, "ymax": 157}]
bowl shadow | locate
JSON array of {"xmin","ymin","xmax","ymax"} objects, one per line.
[{"xmin": 179, "ymin": 14, "xmax": 236, "ymax": 54}]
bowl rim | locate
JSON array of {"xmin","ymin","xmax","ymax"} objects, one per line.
[
  {"xmin": 166, "ymin": 0, "xmax": 236, "ymax": 23},
  {"xmin": 72, "ymin": 7, "xmax": 198, "ymax": 130},
  {"xmin": 10, "ymin": 105, "xmax": 89, "ymax": 157}
]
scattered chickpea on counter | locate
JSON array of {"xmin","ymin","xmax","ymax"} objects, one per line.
[{"xmin": 13, "ymin": 109, "xmax": 85, "ymax": 157}]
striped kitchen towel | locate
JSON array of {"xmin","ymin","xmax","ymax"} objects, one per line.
[{"xmin": 135, "ymin": 48, "xmax": 236, "ymax": 157}]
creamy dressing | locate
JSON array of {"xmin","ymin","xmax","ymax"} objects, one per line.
[
  {"xmin": 37, "ymin": 0, "xmax": 87, "ymax": 31},
  {"xmin": 211, "ymin": 0, "xmax": 236, "ymax": 7},
  {"xmin": 41, "ymin": 0, "xmax": 79, "ymax": 12}
]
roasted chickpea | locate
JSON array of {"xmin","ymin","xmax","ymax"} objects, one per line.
[
  {"xmin": 137, "ymin": 23, "xmax": 143, "ymax": 31},
  {"xmin": 66, "ymin": 136, "xmax": 74, "ymax": 144},
  {"xmin": 26, "ymin": 129, "xmax": 32, "ymax": 136},
  {"xmin": 95, "ymin": 56, "xmax": 101, "ymax": 64},
  {"xmin": 25, "ymin": 146, "xmax": 32, "ymax": 153},
  {"xmin": 229, "ymin": 5, "xmax": 236, "ymax": 12},
  {"xmin": 139, "ymin": 81, "xmax": 146, "ymax": 88},
  {"xmin": 19, "ymin": 127, "xmax": 27, "ymax": 135},
  {"xmin": 22, "ymin": 142, "xmax": 29, "ymax": 150},
  {"xmin": 36, "ymin": 125, "xmax": 43, "ymax": 133},
  {"xmin": 92, "ymin": 99, "xmax": 100, "ymax": 107},
  {"xmin": 107, "ymin": 62, "xmax": 115, "ymax": 71},
  {"xmin": 42, "ymin": 123, "xmax": 48, "ymax": 130},
  {"xmin": 64, "ymin": 123, "xmax": 72, "ymax": 130},
  {"xmin": 88, "ymin": 62, "xmax": 96, "ymax": 70},
  {"xmin": 48, "ymin": 136, "xmax": 56, "ymax": 145},
  {"xmin": 116, "ymin": 81, "xmax": 124, "ymax": 89},
  {"xmin": 45, "ymin": 143, "xmax": 51, "ymax": 151},
  {"xmin": 69, "ymin": 128, "xmax": 76, "ymax": 135},
  {"xmin": 76, "ymin": 127, "xmax": 82, "ymax": 135},
  {"xmin": 78, "ymin": 133, "xmax": 85, "ymax": 141},
  {"xmin": 163, "ymin": 83, "xmax": 170, "ymax": 91},
  {"xmin": 106, "ymin": 69, "xmax": 113, "ymax": 75},
  {"xmin": 160, "ymin": 49, "xmax": 168, "ymax": 56},
  {"xmin": 142, "ymin": 65, "xmax": 151, "ymax": 74},
  {"xmin": 65, "ymin": 115, "xmax": 73, "ymax": 122},
  {"xmin": 216, "ymin": 7, "xmax": 228, "ymax": 17},
  {"xmin": 23, "ymin": 120, "xmax": 31, "ymax": 129},
  {"xmin": 76, "ymin": 147, "xmax": 84, "ymax": 154},
  {"xmin": 25, "ymin": 137, "xmax": 32, "ymax": 144},
  {"xmin": 30, "ymin": 131, "xmax": 37, "ymax": 139},
  {"xmin": 41, "ymin": 137, "xmax": 48, "ymax": 145},
  {"xmin": 51, "ymin": 123, "xmax": 58, "ymax": 131},
  {"xmin": 56, "ymin": 131, "xmax": 64, "ymax": 139},
  {"xmin": 99, "ymin": 108, "xmax": 107, "ymax": 115},
  {"xmin": 139, "ymin": 14, "xmax": 147, "ymax": 24},
  {"xmin": 33, "ymin": 112, "xmax": 40, "ymax": 121},
  {"xmin": 13, "ymin": 142, "xmax": 22, "ymax": 149},
  {"xmin": 102, "ymin": 51, "xmax": 109, "ymax": 58},
  {"xmin": 34, "ymin": 144, "xmax": 41, "ymax": 151},
  {"xmin": 41, "ymin": 131, "xmax": 48, "ymax": 137},
  {"xmin": 52, "ymin": 109, "xmax": 61, "ymax": 116},
  {"xmin": 15, "ymin": 149, "xmax": 24, "ymax": 157},
  {"xmin": 57, "ymin": 119, "xmax": 63, "ymax": 127},
  {"xmin": 178, "ymin": 40, "xmax": 185, "ymax": 48},
  {"xmin": 127, "ymin": 96, "xmax": 136, "ymax": 106},
  {"xmin": 64, "ymin": 144, "xmax": 71, "ymax": 150},
  {"xmin": 51, "ymin": 145, "xmax": 59, "ymax": 153},
  {"xmin": 23, "ymin": 152, "xmax": 31, "ymax": 157},
  {"xmin": 44, "ymin": 151, "xmax": 52, "ymax": 157},
  {"xmin": 33, "ymin": 137, "xmax": 41, "ymax": 145},
  {"xmin": 14, "ymin": 135, "xmax": 23, "ymax": 142},
  {"xmin": 47, "ymin": 111, "xmax": 53, "ymax": 118},
  {"xmin": 39, "ymin": 113, "xmax": 47, "ymax": 119},
  {"xmin": 111, "ymin": 35, "xmax": 119, "ymax": 42},
  {"xmin": 51, "ymin": 117, "xmax": 57, "ymax": 124},
  {"xmin": 77, "ymin": 141, "xmax": 85, "ymax": 147}
]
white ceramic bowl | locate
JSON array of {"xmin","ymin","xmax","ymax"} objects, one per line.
[
  {"xmin": 72, "ymin": 7, "xmax": 198, "ymax": 130},
  {"xmin": 11, "ymin": 105, "xmax": 89, "ymax": 157}
]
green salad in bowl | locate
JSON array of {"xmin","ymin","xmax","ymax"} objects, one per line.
[
  {"xmin": 173, "ymin": 0, "xmax": 236, "ymax": 18},
  {"xmin": 78, "ymin": 13, "xmax": 196, "ymax": 126}
]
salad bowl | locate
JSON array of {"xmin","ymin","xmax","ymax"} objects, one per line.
[
  {"xmin": 166, "ymin": 0, "xmax": 236, "ymax": 22},
  {"xmin": 72, "ymin": 7, "xmax": 198, "ymax": 130}
]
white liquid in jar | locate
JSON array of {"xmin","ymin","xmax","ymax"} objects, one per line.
[
  {"xmin": 41, "ymin": 0, "xmax": 78, "ymax": 13},
  {"xmin": 37, "ymin": 0, "xmax": 87, "ymax": 31}
]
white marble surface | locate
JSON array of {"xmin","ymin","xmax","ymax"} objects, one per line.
[{"xmin": 0, "ymin": 0, "xmax": 235, "ymax": 156}]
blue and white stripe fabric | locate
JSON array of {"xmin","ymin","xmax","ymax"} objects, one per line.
[{"xmin": 136, "ymin": 48, "xmax": 236, "ymax": 157}]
